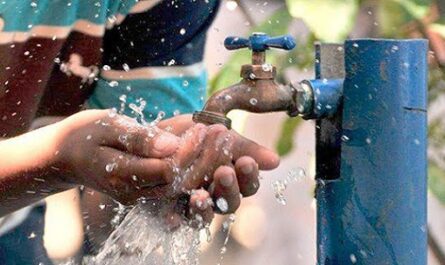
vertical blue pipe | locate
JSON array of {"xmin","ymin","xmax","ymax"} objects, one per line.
[{"xmin": 316, "ymin": 39, "xmax": 428, "ymax": 264}]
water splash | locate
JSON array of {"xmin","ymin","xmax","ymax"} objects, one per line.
[
  {"xmin": 79, "ymin": 203, "xmax": 201, "ymax": 265},
  {"xmin": 128, "ymin": 99, "xmax": 147, "ymax": 126},
  {"xmin": 271, "ymin": 167, "xmax": 306, "ymax": 205},
  {"xmin": 216, "ymin": 214, "xmax": 236, "ymax": 265}
]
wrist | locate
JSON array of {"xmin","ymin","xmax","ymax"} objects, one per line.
[{"xmin": 46, "ymin": 121, "xmax": 77, "ymax": 189}]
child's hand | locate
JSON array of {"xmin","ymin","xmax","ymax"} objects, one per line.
[
  {"xmin": 55, "ymin": 110, "xmax": 182, "ymax": 202},
  {"xmin": 155, "ymin": 115, "xmax": 280, "ymax": 227}
]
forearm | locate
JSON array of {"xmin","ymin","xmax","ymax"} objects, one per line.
[{"xmin": 0, "ymin": 123, "xmax": 71, "ymax": 216}]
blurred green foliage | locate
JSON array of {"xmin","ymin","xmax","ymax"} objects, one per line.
[
  {"xmin": 379, "ymin": 0, "xmax": 432, "ymax": 37},
  {"xmin": 286, "ymin": 0, "xmax": 359, "ymax": 41},
  {"xmin": 429, "ymin": 163, "xmax": 445, "ymax": 203}
]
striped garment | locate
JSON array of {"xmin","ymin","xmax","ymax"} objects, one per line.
[
  {"xmin": 0, "ymin": 1, "xmax": 219, "ymax": 264},
  {"xmin": 0, "ymin": 0, "xmax": 219, "ymax": 137}
]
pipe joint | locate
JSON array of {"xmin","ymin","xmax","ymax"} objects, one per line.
[{"xmin": 295, "ymin": 79, "xmax": 344, "ymax": 119}]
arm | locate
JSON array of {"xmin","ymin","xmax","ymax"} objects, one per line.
[
  {"xmin": 0, "ymin": 109, "xmax": 180, "ymax": 217},
  {"xmin": 0, "ymin": 122, "xmax": 69, "ymax": 216}
]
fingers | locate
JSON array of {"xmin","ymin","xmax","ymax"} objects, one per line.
[
  {"xmin": 157, "ymin": 114, "xmax": 194, "ymax": 135},
  {"xmin": 188, "ymin": 189, "xmax": 214, "ymax": 228},
  {"xmin": 234, "ymin": 156, "xmax": 260, "ymax": 197},
  {"xmin": 98, "ymin": 115, "xmax": 180, "ymax": 159},
  {"xmin": 231, "ymin": 131, "xmax": 280, "ymax": 170},
  {"xmin": 211, "ymin": 166, "xmax": 241, "ymax": 214},
  {"xmin": 181, "ymin": 124, "xmax": 232, "ymax": 190},
  {"xmin": 172, "ymin": 123, "xmax": 207, "ymax": 168},
  {"xmin": 90, "ymin": 147, "xmax": 171, "ymax": 204}
]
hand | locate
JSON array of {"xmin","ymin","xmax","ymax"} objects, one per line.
[
  {"xmin": 55, "ymin": 109, "xmax": 182, "ymax": 202},
  {"xmin": 156, "ymin": 115, "xmax": 280, "ymax": 227}
]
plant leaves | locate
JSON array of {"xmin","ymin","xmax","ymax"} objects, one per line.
[
  {"xmin": 276, "ymin": 117, "xmax": 302, "ymax": 156},
  {"xmin": 286, "ymin": 0, "xmax": 359, "ymax": 41},
  {"xmin": 393, "ymin": 0, "xmax": 431, "ymax": 19},
  {"xmin": 378, "ymin": 0, "xmax": 432, "ymax": 37}
]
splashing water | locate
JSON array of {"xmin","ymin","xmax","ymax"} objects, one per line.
[
  {"xmin": 118, "ymin": 94, "xmax": 127, "ymax": 114},
  {"xmin": 128, "ymin": 99, "xmax": 147, "ymax": 126},
  {"xmin": 216, "ymin": 214, "xmax": 236, "ymax": 265},
  {"xmin": 79, "ymin": 203, "xmax": 201, "ymax": 265},
  {"xmin": 271, "ymin": 167, "xmax": 306, "ymax": 205}
]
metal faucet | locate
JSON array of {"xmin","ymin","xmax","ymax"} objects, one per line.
[{"xmin": 192, "ymin": 33, "xmax": 301, "ymax": 129}]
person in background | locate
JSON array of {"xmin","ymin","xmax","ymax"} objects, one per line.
[{"xmin": 0, "ymin": 0, "xmax": 279, "ymax": 264}]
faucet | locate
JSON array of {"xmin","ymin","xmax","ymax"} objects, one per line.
[
  {"xmin": 193, "ymin": 32, "xmax": 343, "ymax": 128},
  {"xmin": 192, "ymin": 33, "xmax": 301, "ymax": 129}
]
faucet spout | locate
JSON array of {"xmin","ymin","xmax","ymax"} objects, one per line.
[
  {"xmin": 203, "ymin": 79, "xmax": 296, "ymax": 115},
  {"xmin": 193, "ymin": 78, "xmax": 299, "ymax": 129}
]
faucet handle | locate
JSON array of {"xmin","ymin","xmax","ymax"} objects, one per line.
[{"xmin": 224, "ymin": 32, "xmax": 296, "ymax": 52}]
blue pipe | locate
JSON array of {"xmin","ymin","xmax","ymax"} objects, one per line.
[
  {"xmin": 300, "ymin": 78, "xmax": 343, "ymax": 119},
  {"xmin": 316, "ymin": 39, "xmax": 428, "ymax": 264}
]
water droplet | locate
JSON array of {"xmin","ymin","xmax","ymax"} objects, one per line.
[
  {"xmin": 168, "ymin": 59, "xmax": 176, "ymax": 66},
  {"xmin": 224, "ymin": 95, "xmax": 232, "ymax": 101},
  {"xmin": 182, "ymin": 80, "xmax": 189, "ymax": 87},
  {"xmin": 341, "ymin": 135, "xmax": 350, "ymax": 142},
  {"xmin": 99, "ymin": 204, "xmax": 106, "ymax": 210},
  {"xmin": 108, "ymin": 81, "xmax": 119, "ymax": 87},
  {"xmin": 102, "ymin": 65, "xmax": 111, "ymax": 71},
  {"xmin": 216, "ymin": 197, "xmax": 229, "ymax": 213},
  {"xmin": 105, "ymin": 163, "xmax": 117, "ymax": 172},
  {"xmin": 288, "ymin": 167, "xmax": 306, "ymax": 182},
  {"xmin": 272, "ymin": 180, "xmax": 287, "ymax": 205},
  {"xmin": 122, "ymin": 63, "xmax": 130, "ymax": 72},
  {"xmin": 179, "ymin": 28, "xmax": 186, "ymax": 35},
  {"xmin": 86, "ymin": 134, "xmax": 92, "ymax": 140},
  {"xmin": 223, "ymin": 148, "xmax": 230, "ymax": 156},
  {"xmin": 28, "ymin": 232, "xmax": 36, "ymax": 239},
  {"xmin": 108, "ymin": 108, "xmax": 117, "ymax": 117},
  {"xmin": 350, "ymin": 254, "xmax": 357, "ymax": 263},
  {"xmin": 30, "ymin": 2, "xmax": 37, "ymax": 7},
  {"xmin": 261, "ymin": 63, "xmax": 273, "ymax": 72},
  {"xmin": 249, "ymin": 98, "xmax": 258, "ymax": 105},
  {"xmin": 229, "ymin": 213, "xmax": 236, "ymax": 223},
  {"xmin": 353, "ymin": 43, "xmax": 359, "ymax": 48},
  {"xmin": 365, "ymin": 138, "xmax": 371, "ymax": 144},
  {"xmin": 118, "ymin": 134, "xmax": 128, "ymax": 144}
]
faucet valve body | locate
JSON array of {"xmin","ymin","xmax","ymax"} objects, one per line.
[{"xmin": 193, "ymin": 33, "xmax": 297, "ymax": 129}]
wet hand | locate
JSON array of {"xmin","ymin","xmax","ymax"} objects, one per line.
[
  {"xmin": 158, "ymin": 115, "xmax": 279, "ymax": 227},
  {"xmin": 55, "ymin": 109, "xmax": 182, "ymax": 203}
]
